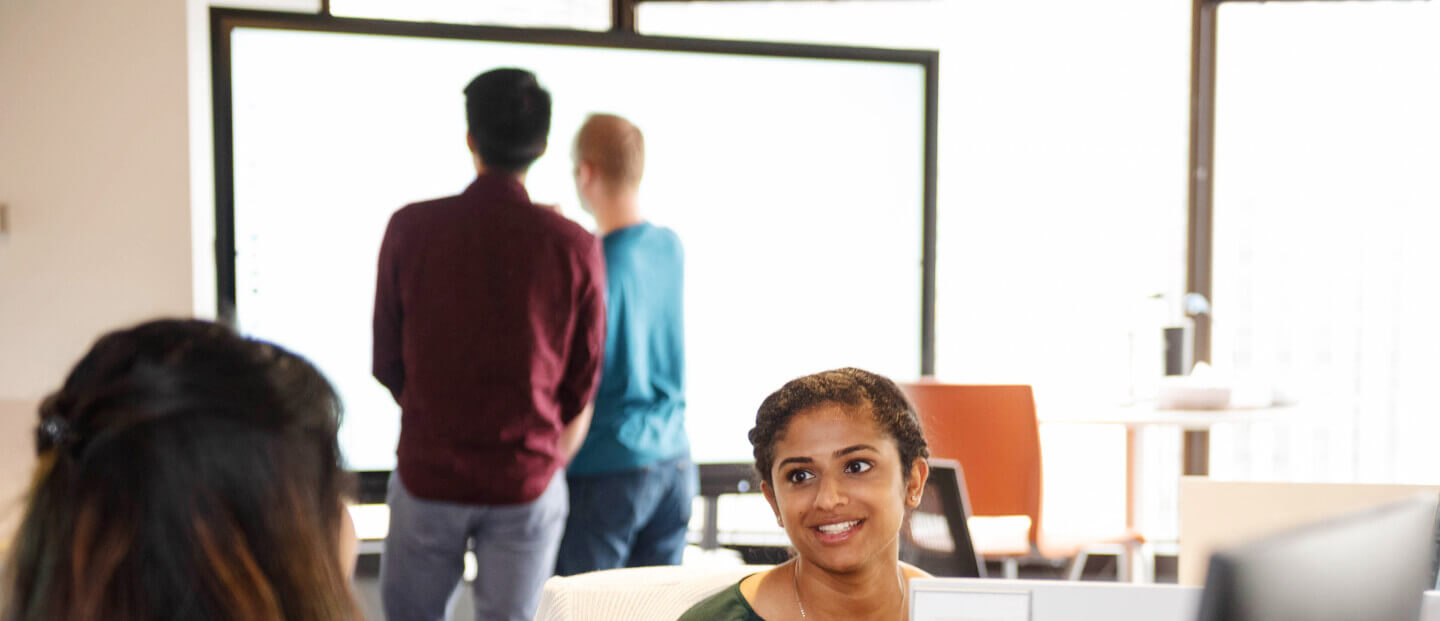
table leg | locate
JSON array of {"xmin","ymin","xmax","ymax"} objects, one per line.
[
  {"xmin": 1126, "ymin": 427, "xmax": 1142, "ymax": 531},
  {"xmin": 701, "ymin": 496, "xmax": 719, "ymax": 550},
  {"xmin": 1125, "ymin": 427, "xmax": 1149, "ymax": 583},
  {"xmin": 1182, "ymin": 430, "xmax": 1210, "ymax": 476}
]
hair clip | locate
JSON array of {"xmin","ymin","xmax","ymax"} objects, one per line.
[{"xmin": 37, "ymin": 415, "xmax": 76, "ymax": 452}]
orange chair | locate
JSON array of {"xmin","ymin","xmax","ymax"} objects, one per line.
[{"xmin": 901, "ymin": 382, "xmax": 1145, "ymax": 580}]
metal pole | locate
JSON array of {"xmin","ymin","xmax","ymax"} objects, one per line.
[
  {"xmin": 1183, "ymin": 0, "xmax": 1219, "ymax": 476},
  {"xmin": 613, "ymin": 0, "xmax": 637, "ymax": 33}
]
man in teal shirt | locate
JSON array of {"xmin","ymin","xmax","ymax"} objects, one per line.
[{"xmin": 556, "ymin": 114, "xmax": 695, "ymax": 574}]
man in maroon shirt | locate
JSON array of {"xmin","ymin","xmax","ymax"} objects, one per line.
[{"xmin": 372, "ymin": 68, "xmax": 604, "ymax": 621}]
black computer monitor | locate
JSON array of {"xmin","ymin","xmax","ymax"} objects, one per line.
[{"xmin": 1195, "ymin": 494, "xmax": 1439, "ymax": 621}]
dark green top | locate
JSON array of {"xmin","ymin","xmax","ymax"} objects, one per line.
[{"xmin": 678, "ymin": 580, "xmax": 765, "ymax": 621}]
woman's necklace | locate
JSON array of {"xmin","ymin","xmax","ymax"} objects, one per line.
[{"xmin": 792, "ymin": 557, "xmax": 907, "ymax": 620}]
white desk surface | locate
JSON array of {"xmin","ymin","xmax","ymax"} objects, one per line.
[{"xmin": 1039, "ymin": 402, "xmax": 1304, "ymax": 430}]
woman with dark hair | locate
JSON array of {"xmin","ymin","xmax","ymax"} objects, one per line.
[
  {"xmin": 3, "ymin": 319, "xmax": 359, "ymax": 621},
  {"xmin": 680, "ymin": 367, "xmax": 931, "ymax": 621}
]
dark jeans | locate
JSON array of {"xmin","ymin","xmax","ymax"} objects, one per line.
[{"xmin": 554, "ymin": 456, "xmax": 699, "ymax": 576}]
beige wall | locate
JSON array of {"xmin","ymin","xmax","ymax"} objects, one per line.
[
  {"xmin": 0, "ymin": 399, "xmax": 37, "ymax": 544},
  {"xmin": 0, "ymin": 0, "xmax": 193, "ymax": 529},
  {"xmin": 0, "ymin": 0, "xmax": 319, "ymax": 539},
  {"xmin": 0, "ymin": 0, "xmax": 193, "ymax": 398}
]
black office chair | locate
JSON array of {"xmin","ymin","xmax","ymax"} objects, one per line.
[{"xmin": 900, "ymin": 458, "xmax": 986, "ymax": 578}]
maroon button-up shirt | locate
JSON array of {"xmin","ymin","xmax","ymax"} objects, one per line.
[{"xmin": 372, "ymin": 173, "xmax": 605, "ymax": 505}]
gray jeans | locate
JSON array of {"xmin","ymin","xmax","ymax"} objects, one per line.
[{"xmin": 380, "ymin": 470, "xmax": 567, "ymax": 621}]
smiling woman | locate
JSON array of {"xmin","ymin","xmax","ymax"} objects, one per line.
[{"xmin": 679, "ymin": 367, "xmax": 932, "ymax": 621}]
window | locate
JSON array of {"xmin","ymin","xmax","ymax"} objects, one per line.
[
  {"xmin": 330, "ymin": 0, "xmax": 609, "ymax": 30},
  {"xmin": 1209, "ymin": 0, "xmax": 1440, "ymax": 484},
  {"xmin": 642, "ymin": 0, "xmax": 1191, "ymax": 540}
]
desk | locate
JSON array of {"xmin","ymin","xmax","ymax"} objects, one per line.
[
  {"xmin": 693, "ymin": 463, "xmax": 766, "ymax": 550},
  {"xmin": 688, "ymin": 493, "xmax": 788, "ymax": 547}
]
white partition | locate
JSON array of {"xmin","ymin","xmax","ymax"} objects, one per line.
[
  {"xmin": 909, "ymin": 578, "xmax": 1200, "ymax": 621},
  {"xmin": 1178, "ymin": 478, "xmax": 1440, "ymax": 585}
]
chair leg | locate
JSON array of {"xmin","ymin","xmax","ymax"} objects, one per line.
[
  {"xmin": 1112, "ymin": 541, "xmax": 1154, "ymax": 583},
  {"xmin": 1002, "ymin": 558, "xmax": 1019, "ymax": 580},
  {"xmin": 1115, "ymin": 547, "xmax": 1132, "ymax": 583},
  {"xmin": 1066, "ymin": 552, "xmax": 1089, "ymax": 581}
]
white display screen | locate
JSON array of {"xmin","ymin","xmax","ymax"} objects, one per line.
[{"xmin": 225, "ymin": 20, "xmax": 931, "ymax": 470}]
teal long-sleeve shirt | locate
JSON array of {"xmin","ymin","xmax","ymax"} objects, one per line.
[{"xmin": 568, "ymin": 222, "xmax": 689, "ymax": 475}]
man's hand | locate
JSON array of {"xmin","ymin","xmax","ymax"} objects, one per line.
[{"xmin": 560, "ymin": 404, "xmax": 593, "ymax": 462}]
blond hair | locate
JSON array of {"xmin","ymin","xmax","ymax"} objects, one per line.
[{"xmin": 575, "ymin": 113, "xmax": 645, "ymax": 190}]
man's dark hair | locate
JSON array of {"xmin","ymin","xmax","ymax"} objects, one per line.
[
  {"xmin": 464, "ymin": 68, "xmax": 551, "ymax": 174},
  {"xmin": 749, "ymin": 367, "xmax": 929, "ymax": 486}
]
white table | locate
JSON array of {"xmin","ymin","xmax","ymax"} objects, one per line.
[{"xmin": 1040, "ymin": 403, "xmax": 1303, "ymax": 538}]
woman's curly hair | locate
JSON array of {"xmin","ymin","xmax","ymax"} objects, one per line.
[{"xmin": 748, "ymin": 367, "xmax": 928, "ymax": 485}]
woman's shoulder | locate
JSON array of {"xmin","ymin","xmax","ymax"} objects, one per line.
[{"xmin": 677, "ymin": 571, "xmax": 769, "ymax": 621}]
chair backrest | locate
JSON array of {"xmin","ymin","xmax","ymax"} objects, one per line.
[
  {"xmin": 901, "ymin": 383, "xmax": 1043, "ymax": 547},
  {"xmin": 901, "ymin": 458, "xmax": 986, "ymax": 577},
  {"xmin": 534, "ymin": 565, "xmax": 766, "ymax": 621}
]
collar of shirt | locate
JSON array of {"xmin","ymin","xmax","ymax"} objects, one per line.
[{"xmin": 464, "ymin": 171, "xmax": 532, "ymax": 206}]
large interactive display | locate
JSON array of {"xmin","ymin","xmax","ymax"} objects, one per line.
[{"xmin": 214, "ymin": 10, "xmax": 937, "ymax": 470}]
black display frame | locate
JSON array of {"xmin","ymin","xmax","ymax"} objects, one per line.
[{"xmin": 211, "ymin": 8, "xmax": 939, "ymax": 497}]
